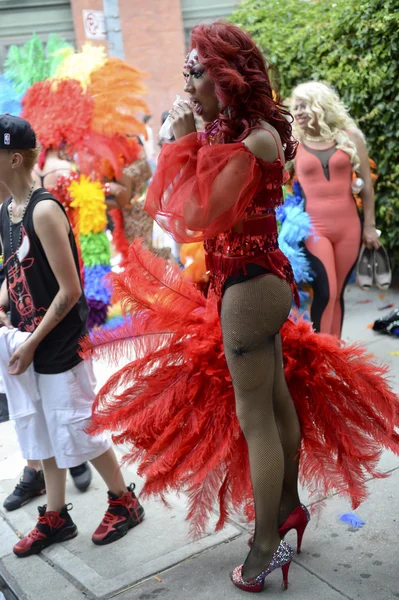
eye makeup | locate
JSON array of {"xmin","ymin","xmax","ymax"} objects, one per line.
[{"xmin": 183, "ymin": 68, "xmax": 204, "ymax": 80}]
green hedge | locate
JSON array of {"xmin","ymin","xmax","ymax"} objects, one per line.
[{"xmin": 231, "ymin": 0, "xmax": 399, "ymax": 270}]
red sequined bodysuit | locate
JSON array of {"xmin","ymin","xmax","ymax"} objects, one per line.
[
  {"xmin": 203, "ymin": 158, "xmax": 298, "ymax": 303},
  {"xmin": 145, "ymin": 131, "xmax": 299, "ymax": 305}
]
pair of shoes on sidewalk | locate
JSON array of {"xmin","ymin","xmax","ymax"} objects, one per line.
[
  {"xmin": 3, "ymin": 463, "xmax": 92, "ymax": 512},
  {"xmin": 13, "ymin": 484, "xmax": 144, "ymax": 557},
  {"xmin": 356, "ymin": 245, "xmax": 392, "ymax": 290}
]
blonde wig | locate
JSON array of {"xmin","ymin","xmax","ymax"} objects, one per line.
[{"xmin": 291, "ymin": 81, "xmax": 363, "ymax": 171}]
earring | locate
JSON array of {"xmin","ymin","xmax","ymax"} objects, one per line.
[{"xmin": 218, "ymin": 104, "xmax": 232, "ymax": 119}]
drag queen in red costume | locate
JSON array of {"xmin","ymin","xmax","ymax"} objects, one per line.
[
  {"xmin": 85, "ymin": 23, "xmax": 399, "ymax": 593},
  {"xmin": 148, "ymin": 28, "xmax": 301, "ymax": 589}
]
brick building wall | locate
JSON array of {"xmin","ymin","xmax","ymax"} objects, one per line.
[
  {"xmin": 70, "ymin": 0, "xmax": 185, "ymax": 138},
  {"xmin": 119, "ymin": 1, "xmax": 186, "ymax": 133}
]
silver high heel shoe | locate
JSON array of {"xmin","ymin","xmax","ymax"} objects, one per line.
[
  {"xmin": 374, "ymin": 245, "xmax": 392, "ymax": 290},
  {"xmin": 230, "ymin": 540, "xmax": 294, "ymax": 592},
  {"xmin": 356, "ymin": 246, "xmax": 373, "ymax": 290}
]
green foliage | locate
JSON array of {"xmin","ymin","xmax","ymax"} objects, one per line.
[{"xmin": 231, "ymin": 0, "xmax": 399, "ymax": 269}]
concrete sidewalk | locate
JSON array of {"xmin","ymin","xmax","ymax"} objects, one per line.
[{"xmin": 0, "ymin": 285, "xmax": 398, "ymax": 600}]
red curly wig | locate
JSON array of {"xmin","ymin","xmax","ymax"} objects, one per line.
[{"xmin": 190, "ymin": 22, "xmax": 297, "ymax": 161}]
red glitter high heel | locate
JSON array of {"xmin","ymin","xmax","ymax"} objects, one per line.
[
  {"xmin": 231, "ymin": 540, "xmax": 294, "ymax": 592},
  {"xmin": 248, "ymin": 504, "xmax": 310, "ymax": 554}
]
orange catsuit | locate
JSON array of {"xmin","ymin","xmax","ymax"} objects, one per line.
[
  {"xmin": 295, "ymin": 143, "xmax": 361, "ymax": 337},
  {"xmin": 145, "ymin": 132, "xmax": 298, "ymax": 307}
]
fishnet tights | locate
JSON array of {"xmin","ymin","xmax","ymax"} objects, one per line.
[{"xmin": 221, "ymin": 275, "xmax": 301, "ymax": 581}]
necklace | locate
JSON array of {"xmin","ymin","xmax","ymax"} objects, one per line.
[
  {"xmin": 205, "ymin": 119, "xmax": 223, "ymax": 145},
  {"xmin": 8, "ymin": 184, "xmax": 35, "ymax": 261}
]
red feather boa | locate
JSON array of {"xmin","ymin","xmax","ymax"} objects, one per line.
[{"xmin": 82, "ymin": 240, "xmax": 399, "ymax": 536}]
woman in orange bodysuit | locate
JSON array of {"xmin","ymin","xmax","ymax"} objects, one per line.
[{"xmin": 291, "ymin": 82, "xmax": 380, "ymax": 337}]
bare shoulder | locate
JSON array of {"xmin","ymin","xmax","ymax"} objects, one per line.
[
  {"xmin": 347, "ymin": 128, "xmax": 366, "ymax": 147},
  {"xmin": 33, "ymin": 198, "xmax": 63, "ymax": 218},
  {"xmin": 33, "ymin": 199, "xmax": 69, "ymax": 232},
  {"xmin": 242, "ymin": 122, "xmax": 283, "ymax": 163},
  {"xmin": 36, "ymin": 156, "xmax": 71, "ymax": 175}
]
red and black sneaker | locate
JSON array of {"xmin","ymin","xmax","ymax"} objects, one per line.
[
  {"xmin": 13, "ymin": 504, "xmax": 78, "ymax": 558},
  {"xmin": 92, "ymin": 484, "xmax": 145, "ymax": 546}
]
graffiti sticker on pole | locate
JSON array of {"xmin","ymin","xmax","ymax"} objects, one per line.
[{"xmin": 83, "ymin": 10, "xmax": 106, "ymax": 40}]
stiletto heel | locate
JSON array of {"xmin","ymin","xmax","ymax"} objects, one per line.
[
  {"xmin": 281, "ymin": 561, "xmax": 291, "ymax": 589},
  {"xmin": 248, "ymin": 503, "xmax": 310, "ymax": 553},
  {"xmin": 295, "ymin": 522, "xmax": 307, "ymax": 554},
  {"xmin": 279, "ymin": 504, "xmax": 310, "ymax": 554},
  {"xmin": 230, "ymin": 540, "xmax": 294, "ymax": 593}
]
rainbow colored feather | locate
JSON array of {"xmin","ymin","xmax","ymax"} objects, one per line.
[{"xmin": 4, "ymin": 37, "xmax": 149, "ymax": 329}]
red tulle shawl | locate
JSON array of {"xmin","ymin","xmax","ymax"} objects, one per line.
[{"xmin": 145, "ymin": 133, "xmax": 275, "ymax": 243}]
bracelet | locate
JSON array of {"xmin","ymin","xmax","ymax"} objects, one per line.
[{"xmin": 0, "ymin": 304, "xmax": 8, "ymax": 314}]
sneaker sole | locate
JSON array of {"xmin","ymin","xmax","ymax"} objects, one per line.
[
  {"xmin": 4, "ymin": 489, "xmax": 46, "ymax": 512},
  {"xmin": 92, "ymin": 507, "xmax": 145, "ymax": 546},
  {"xmin": 13, "ymin": 525, "xmax": 78, "ymax": 558},
  {"xmin": 72, "ymin": 481, "xmax": 92, "ymax": 492}
]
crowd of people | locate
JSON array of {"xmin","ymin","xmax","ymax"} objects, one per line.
[{"xmin": 0, "ymin": 20, "xmax": 397, "ymax": 594}]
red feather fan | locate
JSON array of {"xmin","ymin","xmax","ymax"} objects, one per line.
[
  {"xmin": 82, "ymin": 240, "xmax": 399, "ymax": 537},
  {"xmin": 73, "ymin": 133, "xmax": 140, "ymax": 179},
  {"xmin": 22, "ymin": 79, "xmax": 93, "ymax": 150}
]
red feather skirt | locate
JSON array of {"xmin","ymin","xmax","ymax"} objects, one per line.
[{"xmin": 82, "ymin": 240, "xmax": 399, "ymax": 537}]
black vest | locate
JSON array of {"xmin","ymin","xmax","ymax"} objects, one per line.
[{"xmin": 0, "ymin": 189, "xmax": 88, "ymax": 374}]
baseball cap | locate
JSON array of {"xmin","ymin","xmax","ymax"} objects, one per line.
[{"xmin": 0, "ymin": 114, "xmax": 36, "ymax": 150}]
